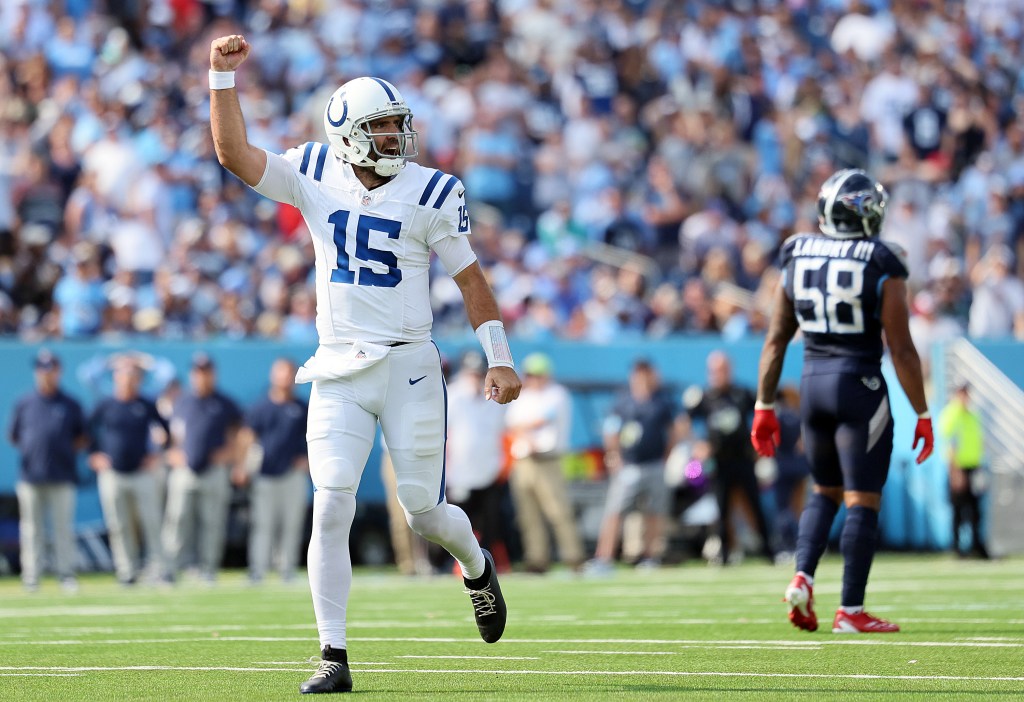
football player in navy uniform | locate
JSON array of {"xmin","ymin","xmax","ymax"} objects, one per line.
[
  {"xmin": 751, "ymin": 169, "xmax": 934, "ymax": 634},
  {"xmin": 208, "ymin": 35, "xmax": 520, "ymax": 693}
]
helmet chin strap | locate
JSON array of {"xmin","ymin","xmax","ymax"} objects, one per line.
[{"xmin": 373, "ymin": 157, "xmax": 404, "ymax": 177}]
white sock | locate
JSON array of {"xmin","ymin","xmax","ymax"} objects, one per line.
[
  {"xmin": 308, "ymin": 489, "xmax": 356, "ymax": 650},
  {"xmin": 797, "ymin": 571, "xmax": 814, "ymax": 586},
  {"xmin": 407, "ymin": 501, "xmax": 485, "ymax": 580},
  {"xmin": 840, "ymin": 605, "xmax": 864, "ymax": 614}
]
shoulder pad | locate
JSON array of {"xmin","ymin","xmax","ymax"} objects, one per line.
[
  {"xmin": 777, "ymin": 233, "xmax": 808, "ymax": 266},
  {"xmin": 780, "ymin": 232, "xmax": 806, "ymax": 248},
  {"xmin": 417, "ymin": 170, "xmax": 462, "ymax": 210},
  {"xmin": 879, "ymin": 239, "xmax": 910, "ymax": 276},
  {"xmin": 296, "ymin": 142, "xmax": 330, "ymax": 182}
]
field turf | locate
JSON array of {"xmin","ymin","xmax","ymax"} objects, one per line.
[{"xmin": 1, "ymin": 553, "xmax": 1021, "ymax": 701}]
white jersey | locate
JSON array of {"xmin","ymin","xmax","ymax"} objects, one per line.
[{"xmin": 252, "ymin": 143, "xmax": 476, "ymax": 344}]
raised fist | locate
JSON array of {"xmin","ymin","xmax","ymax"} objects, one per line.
[{"xmin": 210, "ymin": 35, "xmax": 251, "ymax": 72}]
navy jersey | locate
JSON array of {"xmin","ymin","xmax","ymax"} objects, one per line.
[
  {"xmin": 171, "ymin": 391, "xmax": 242, "ymax": 473},
  {"xmin": 780, "ymin": 234, "xmax": 908, "ymax": 371},
  {"xmin": 9, "ymin": 390, "xmax": 86, "ymax": 483},
  {"xmin": 685, "ymin": 385, "xmax": 756, "ymax": 465},
  {"xmin": 90, "ymin": 396, "xmax": 168, "ymax": 473},
  {"xmin": 245, "ymin": 397, "xmax": 308, "ymax": 477},
  {"xmin": 606, "ymin": 389, "xmax": 676, "ymax": 465}
]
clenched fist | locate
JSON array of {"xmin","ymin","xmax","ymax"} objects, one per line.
[
  {"xmin": 483, "ymin": 366, "xmax": 522, "ymax": 405},
  {"xmin": 210, "ymin": 35, "xmax": 251, "ymax": 72}
]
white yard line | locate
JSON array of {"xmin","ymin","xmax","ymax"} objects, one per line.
[
  {"xmin": 540, "ymin": 650, "xmax": 819, "ymax": 654},
  {"xmin": 330, "ymin": 668, "xmax": 1024, "ymax": 683},
  {"xmin": 0, "ymin": 635, "xmax": 1020, "ymax": 649},
  {"xmin": 363, "ymin": 636, "xmax": 1024, "ymax": 648},
  {"xmin": 1, "ymin": 665, "xmax": 1021, "ymax": 683},
  {"xmin": 10, "ymin": 617, "xmax": 1024, "ymax": 638},
  {"xmin": 397, "ymin": 659, "xmax": 544, "ymax": 663},
  {"xmin": 543, "ymin": 651, "xmax": 678, "ymax": 655},
  {"xmin": 0, "ymin": 666, "xmax": 310, "ymax": 673}
]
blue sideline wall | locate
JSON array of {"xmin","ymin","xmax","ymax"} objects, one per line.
[{"xmin": 0, "ymin": 338, "xmax": 1018, "ymax": 550}]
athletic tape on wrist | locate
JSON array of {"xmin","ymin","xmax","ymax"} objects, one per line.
[
  {"xmin": 917, "ymin": 411, "xmax": 931, "ymax": 419},
  {"xmin": 209, "ymin": 70, "xmax": 236, "ymax": 90},
  {"xmin": 475, "ymin": 320, "xmax": 514, "ymax": 368},
  {"xmin": 754, "ymin": 401, "xmax": 775, "ymax": 411}
]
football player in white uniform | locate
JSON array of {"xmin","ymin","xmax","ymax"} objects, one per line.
[{"xmin": 209, "ymin": 35, "xmax": 522, "ymax": 694}]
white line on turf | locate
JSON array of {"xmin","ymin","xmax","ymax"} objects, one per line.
[
  {"xmin": 397, "ymin": 659, "xmax": 544, "ymax": 663},
  {"xmin": 2, "ymin": 666, "xmax": 1022, "ymax": 682},
  {"xmin": 0, "ymin": 666, "xmax": 310, "ymax": 673},
  {"xmin": 11, "ymin": 617, "xmax": 1024, "ymax": 636},
  {"xmin": 252, "ymin": 662, "xmax": 391, "ymax": 666},
  {"xmin": 545, "ymin": 647, "xmax": 824, "ymax": 653},
  {"xmin": 543, "ymin": 651, "xmax": 677, "ymax": 655},
  {"xmin": 0, "ymin": 637, "xmax": 310, "ymax": 645},
  {"xmin": 311, "ymin": 668, "xmax": 1024, "ymax": 683},
  {"xmin": 0, "ymin": 673, "xmax": 81, "ymax": 677},
  {"xmin": 1, "ymin": 636, "xmax": 1020, "ymax": 649}
]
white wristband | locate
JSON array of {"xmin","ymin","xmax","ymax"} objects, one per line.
[
  {"xmin": 917, "ymin": 411, "xmax": 931, "ymax": 419},
  {"xmin": 754, "ymin": 401, "xmax": 775, "ymax": 411},
  {"xmin": 475, "ymin": 320, "xmax": 514, "ymax": 368},
  {"xmin": 209, "ymin": 70, "xmax": 236, "ymax": 90}
]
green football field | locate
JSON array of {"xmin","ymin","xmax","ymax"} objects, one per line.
[{"xmin": 1, "ymin": 554, "xmax": 1021, "ymax": 701}]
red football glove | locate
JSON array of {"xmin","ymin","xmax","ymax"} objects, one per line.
[
  {"xmin": 751, "ymin": 408, "xmax": 781, "ymax": 457},
  {"xmin": 913, "ymin": 417, "xmax": 934, "ymax": 464}
]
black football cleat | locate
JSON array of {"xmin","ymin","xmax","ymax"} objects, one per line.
[
  {"xmin": 300, "ymin": 646, "xmax": 352, "ymax": 694},
  {"xmin": 464, "ymin": 549, "xmax": 507, "ymax": 643}
]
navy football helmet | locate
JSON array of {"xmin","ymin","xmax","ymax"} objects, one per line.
[{"xmin": 817, "ymin": 169, "xmax": 889, "ymax": 239}]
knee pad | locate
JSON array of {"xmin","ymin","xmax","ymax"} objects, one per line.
[
  {"xmin": 395, "ymin": 477, "xmax": 440, "ymax": 516},
  {"xmin": 391, "ymin": 455, "xmax": 445, "ymax": 514},
  {"xmin": 307, "ymin": 451, "xmax": 361, "ymax": 493}
]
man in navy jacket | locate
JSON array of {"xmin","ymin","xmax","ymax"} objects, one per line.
[{"xmin": 9, "ymin": 350, "xmax": 87, "ymax": 592}]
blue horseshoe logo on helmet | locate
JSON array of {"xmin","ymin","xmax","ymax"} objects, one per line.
[{"xmin": 326, "ymin": 94, "xmax": 348, "ymax": 127}]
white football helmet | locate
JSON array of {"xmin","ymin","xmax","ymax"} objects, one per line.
[{"xmin": 323, "ymin": 77, "xmax": 419, "ymax": 178}]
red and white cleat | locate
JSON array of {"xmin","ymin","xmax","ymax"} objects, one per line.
[
  {"xmin": 832, "ymin": 610, "xmax": 900, "ymax": 633},
  {"xmin": 784, "ymin": 573, "xmax": 817, "ymax": 632}
]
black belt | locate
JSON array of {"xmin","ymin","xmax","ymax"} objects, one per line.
[{"xmin": 383, "ymin": 341, "xmax": 412, "ymax": 347}]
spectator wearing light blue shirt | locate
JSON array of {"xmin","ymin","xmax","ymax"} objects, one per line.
[{"xmin": 52, "ymin": 242, "xmax": 106, "ymax": 338}]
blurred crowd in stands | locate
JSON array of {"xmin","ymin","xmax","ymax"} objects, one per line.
[{"xmin": 2, "ymin": 0, "xmax": 1024, "ymax": 347}]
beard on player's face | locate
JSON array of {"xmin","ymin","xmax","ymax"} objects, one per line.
[{"xmin": 371, "ymin": 135, "xmax": 399, "ymax": 157}]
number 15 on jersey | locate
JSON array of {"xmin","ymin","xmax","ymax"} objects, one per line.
[{"xmin": 328, "ymin": 209, "xmax": 403, "ymax": 288}]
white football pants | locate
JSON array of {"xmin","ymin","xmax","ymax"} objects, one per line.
[{"xmin": 304, "ymin": 340, "xmax": 485, "ymax": 649}]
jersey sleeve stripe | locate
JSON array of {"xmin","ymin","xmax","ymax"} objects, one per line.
[
  {"xmin": 418, "ymin": 170, "xmax": 444, "ymax": 205},
  {"xmin": 874, "ymin": 273, "xmax": 889, "ymax": 318},
  {"xmin": 431, "ymin": 175, "xmax": 458, "ymax": 209},
  {"xmin": 299, "ymin": 142, "xmax": 315, "ymax": 176},
  {"xmin": 313, "ymin": 144, "xmax": 328, "ymax": 182},
  {"xmin": 370, "ymin": 77, "xmax": 397, "ymax": 102}
]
